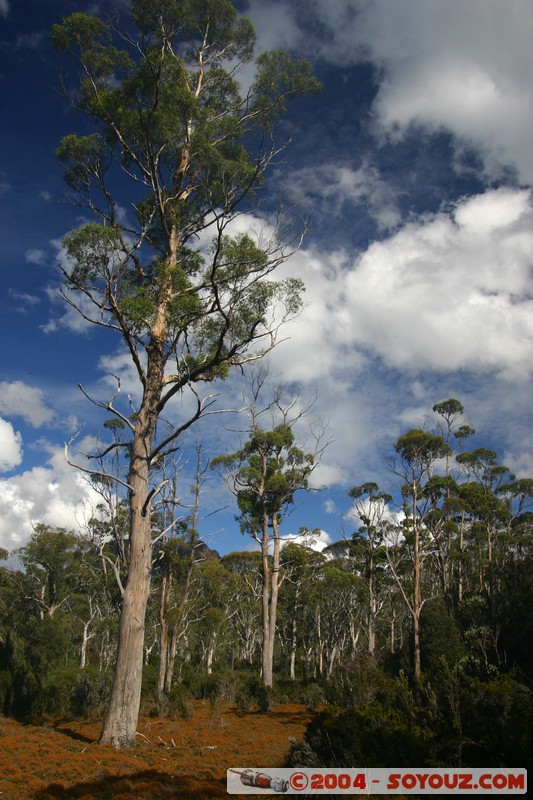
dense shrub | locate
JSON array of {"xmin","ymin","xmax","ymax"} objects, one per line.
[
  {"xmin": 294, "ymin": 703, "xmax": 438, "ymax": 768},
  {"xmin": 42, "ymin": 667, "xmax": 112, "ymax": 719},
  {"xmin": 288, "ymin": 670, "xmax": 533, "ymax": 771},
  {"xmin": 157, "ymin": 683, "xmax": 194, "ymax": 719},
  {"xmin": 420, "ymin": 598, "xmax": 465, "ymax": 673},
  {"xmin": 459, "ymin": 674, "xmax": 533, "ymax": 769}
]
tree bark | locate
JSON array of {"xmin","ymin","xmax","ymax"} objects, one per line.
[
  {"xmin": 413, "ymin": 486, "xmax": 422, "ymax": 679},
  {"xmin": 157, "ymin": 572, "xmax": 170, "ymax": 705},
  {"xmin": 100, "ymin": 300, "xmax": 168, "ymax": 747}
]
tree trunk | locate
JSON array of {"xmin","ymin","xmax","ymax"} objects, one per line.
[
  {"xmin": 98, "ymin": 509, "xmax": 152, "ymax": 746},
  {"xmin": 289, "ymin": 613, "xmax": 298, "ymax": 680},
  {"xmin": 261, "ymin": 514, "xmax": 281, "ymax": 688},
  {"xmin": 157, "ymin": 573, "xmax": 170, "ymax": 705},
  {"xmin": 80, "ymin": 621, "xmax": 90, "ymax": 669},
  {"xmin": 458, "ymin": 512, "xmax": 465, "ymax": 603},
  {"xmin": 261, "ymin": 526, "xmax": 273, "ymax": 687},
  {"xmin": 327, "ymin": 643, "xmax": 338, "ymax": 678},
  {"xmin": 368, "ymin": 559, "xmax": 376, "ymax": 657},
  {"xmin": 165, "ymin": 621, "xmax": 179, "ymax": 693},
  {"xmin": 100, "ymin": 301, "xmax": 168, "ymax": 747},
  {"xmin": 412, "ymin": 487, "xmax": 422, "ymax": 678},
  {"xmin": 206, "ymin": 638, "xmax": 215, "ymax": 674}
]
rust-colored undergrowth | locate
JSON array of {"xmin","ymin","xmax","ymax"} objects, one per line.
[{"xmin": 0, "ymin": 702, "xmax": 313, "ymax": 799}]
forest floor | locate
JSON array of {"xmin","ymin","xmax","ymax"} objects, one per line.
[{"xmin": 0, "ymin": 701, "xmax": 313, "ymax": 799}]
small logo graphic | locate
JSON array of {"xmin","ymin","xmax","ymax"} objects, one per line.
[{"xmin": 229, "ymin": 769, "xmax": 289, "ymax": 793}]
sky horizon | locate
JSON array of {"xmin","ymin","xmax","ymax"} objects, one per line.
[{"xmin": 1, "ymin": 0, "xmax": 532, "ymax": 557}]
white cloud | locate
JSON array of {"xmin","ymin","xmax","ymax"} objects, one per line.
[
  {"xmin": 284, "ymin": 161, "xmax": 401, "ymax": 232},
  {"xmin": 275, "ymin": 187, "xmax": 533, "ymax": 385},
  {"xmin": 98, "ymin": 349, "xmax": 144, "ymax": 401},
  {"xmin": 0, "ymin": 381, "xmax": 55, "ymax": 427},
  {"xmin": 246, "ymin": 0, "xmax": 304, "ymax": 52},
  {"xmin": 0, "ymin": 0, "xmax": 8, "ymax": 17},
  {"xmin": 0, "ymin": 441, "xmax": 103, "ymax": 552},
  {"xmin": 0, "ymin": 419, "xmax": 22, "ymax": 472},
  {"xmin": 42, "ymin": 283, "xmax": 98, "ymax": 335},
  {"xmin": 280, "ymin": 528, "xmax": 333, "ymax": 552},
  {"xmin": 42, "ymin": 238, "xmax": 107, "ymax": 334},
  {"xmin": 307, "ymin": 0, "xmax": 533, "ymax": 184},
  {"xmin": 8, "ymin": 290, "xmax": 41, "ymax": 315},
  {"xmin": 25, "ymin": 248, "xmax": 47, "ymax": 266},
  {"xmin": 345, "ymin": 188, "xmax": 533, "ymax": 377}
]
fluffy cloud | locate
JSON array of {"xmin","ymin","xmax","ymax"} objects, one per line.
[
  {"xmin": 276, "ymin": 187, "xmax": 533, "ymax": 382},
  {"xmin": 346, "ymin": 188, "xmax": 533, "ymax": 377},
  {"xmin": 266, "ymin": 528, "xmax": 332, "ymax": 554},
  {"xmin": 0, "ymin": 381, "xmax": 55, "ymax": 427},
  {"xmin": 262, "ymin": 186, "xmax": 533, "ymax": 490},
  {"xmin": 0, "ymin": 440, "xmax": 103, "ymax": 552},
  {"xmin": 284, "ymin": 528, "xmax": 333, "ymax": 552},
  {"xmin": 0, "ymin": 418, "xmax": 23, "ymax": 472},
  {"xmin": 315, "ymin": 0, "xmax": 533, "ymax": 184},
  {"xmin": 257, "ymin": 0, "xmax": 533, "ymax": 185},
  {"xmin": 246, "ymin": 0, "xmax": 304, "ymax": 52}
]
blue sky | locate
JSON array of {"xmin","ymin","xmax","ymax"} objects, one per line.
[{"xmin": 1, "ymin": 0, "xmax": 532, "ymax": 556}]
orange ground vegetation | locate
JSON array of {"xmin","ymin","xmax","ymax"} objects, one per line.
[{"xmin": 0, "ymin": 702, "xmax": 313, "ymax": 800}]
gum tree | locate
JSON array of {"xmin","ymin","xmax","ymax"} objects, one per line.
[
  {"xmin": 393, "ymin": 429, "xmax": 451, "ymax": 677},
  {"xmin": 347, "ymin": 482, "xmax": 393, "ymax": 656},
  {"xmin": 51, "ymin": 0, "xmax": 318, "ymax": 747},
  {"xmin": 212, "ymin": 378, "xmax": 324, "ymax": 687}
]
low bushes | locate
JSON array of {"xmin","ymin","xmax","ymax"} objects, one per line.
[{"xmin": 287, "ymin": 671, "xmax": 533, "ymax": 771}]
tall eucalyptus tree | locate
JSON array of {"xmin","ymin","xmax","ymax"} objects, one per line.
[{"xmin": 51, "ymin": 0, "xmax": 318, "ymax": 746}]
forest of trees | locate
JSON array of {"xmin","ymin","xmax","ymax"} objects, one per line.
[
  {"xmin": 0, "ymin": 0, "xmax": 531, "ymax": 775},
  {"xmin": 1, "ymin": 397, "xmax": 532, "ymax": 769}
]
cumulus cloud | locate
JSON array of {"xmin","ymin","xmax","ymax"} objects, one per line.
[
  {"xmin": 42, "ymin": 239, "xmax": 103, "ymax": 335},
  {"xmin": 0, "ymin": 419, "xmax": 23, "ymax": 472},
  {"xmin": 42, "ymin": 282, "xmax": 99, "ymax": 335},
  {"xmin": 287, "ymin": 528, "xmax": 333, "ymax": 552},
  {"xmin": 246, "ymin": 0, "xmax": 304, "ymax": 52},
  {"xmin": 276, "ymin": 187, "xmax": 533, "ymax": 383},
  {"xmin": 308, "ymin": 0, "xmax": 533, "ymax": 184},
  {"xmin": 271, "ymin": 528, "xmax": 333, "ymax": 553},
  {"xmin": 346, "ymin": 188, "xmax": 533, "ymax": 377},
  {"xmin": 0, "ymin": 441, "xmax": 104, "ymax": 552},
  {"xmin": 0, "ymin": 381, "xmax": 55, "ymax": 427}
]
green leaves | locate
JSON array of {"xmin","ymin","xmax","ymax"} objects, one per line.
[
  {"xmin": 56, "ymin": 134, "xmax": 108, "ymax": 193},
  {"xmin": 130, "ymin": 0, "xmax": 256, "ymax": 64},
  {"xmin": 252, "ymin": 51, "xmax": 321, "ymax": 127},
  {"xmin": 63, "ymin": 224, "xmax": 124, "ymax": 289},
  {"xmin": 214, "ymin": 422, "xmax": 314, "ymax": 531},
  {"xmin": 395, "ymin": 429, "xmax": 451, "ymax": 470}
]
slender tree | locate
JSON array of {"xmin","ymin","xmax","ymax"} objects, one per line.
[
  {"xmin": 347, "ymin": 483, "xmax": 392, "ymax": 656},
  {"xmin": 212, "ymin": 379, "xmax": 323, "ymax": 686},
  {"xmin": 51, "ymin": 0, "xmax": 318, "ymax": 746},
  {"xmin": 393, "ymin": 430, "xmax": 451, "ymax": 677}
]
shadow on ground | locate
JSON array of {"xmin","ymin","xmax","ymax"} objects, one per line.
[{"xmin": 34, "ymin": 770, "xmax": 228, "ymax": 799}]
